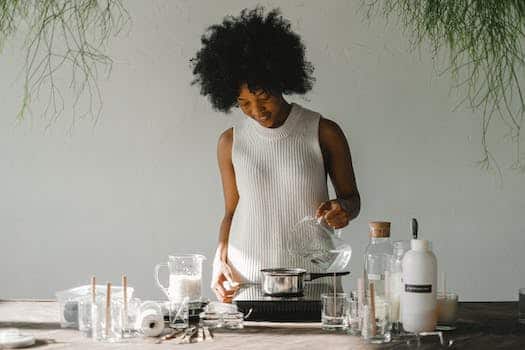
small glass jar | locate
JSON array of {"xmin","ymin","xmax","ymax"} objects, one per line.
[
  {"xmin": 91, "ymin": 298, "xmax": 123, "ymax": 342},
  {"xmin": 361, "ymin": 300, "xmax": 391, "ymax": 344},
  {"xmin": 436, "ymin": 292, "xmax": 458, "ymax": 330},
  {"xmin": 346, "ymin": 291, "xmax": 361, "ymax": 335},
  {"xmin": 120, "ymin": 298, "xmax": 141, "ymax": 338},
  {"xmin": 166, "ymin": 300, "xmax": 189, "ymax": 329},
  {"xmin": 78, "ymin": 296, "xmax": 98, "ymax": 337},
  {"xmin": 321, "ymin": 293, "xmax": 348, "ymax": 331}
]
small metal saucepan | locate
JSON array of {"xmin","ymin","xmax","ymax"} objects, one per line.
[{"xmin": 260, "ymin": 268, "xmax": 350, "ymax": 297}]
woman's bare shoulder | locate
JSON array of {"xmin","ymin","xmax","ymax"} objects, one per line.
[
  {"xmin": 218, "ymin": 127, "xmax": 234, "ymax": 148},
  {"xmin": 319, "ymin": 117, "xmax": 346, "ymax": 142}
]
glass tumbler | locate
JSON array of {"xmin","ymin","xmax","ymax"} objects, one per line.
[
  {"xmin": 361, "ymin": 300, "xmax": 391, "ymax": 344},
  {"xmin": 321, "ymin": 293, "xmax": 348, "ymax": 331},
  {"xmin": 347, "ymin": 291, "xmax": 361, "ymax": 335},
  {"xmin": 436, "ymin": 292, "xmax": 459, "ymax": 331},
  {"xmin": 167, "ymin": 300, "xmax": 189, "ymax": 329},
  {"xmin": 78, "ymin": 297, "xmax": 96, "ymax": 337},
  {"xmin": 120, "ymin": 298, "xmax": 141, "ymax": 338},
  {"xmin": 92, "ymin": 298, "xmax": 123, "ymax": 342}
]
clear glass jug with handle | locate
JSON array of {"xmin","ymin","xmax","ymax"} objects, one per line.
[
  {"xmin": 287, "ymin": 216, "xmax": 352, "ymax": 272},
  {"xmin": 154, "ymin": 254, "xmax": 206, "ymax": 302}
]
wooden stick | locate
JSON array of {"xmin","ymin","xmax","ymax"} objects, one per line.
[
  {"xmin": 122, "ymin": 274, "xmax": 128, "ymax": 328},
  {"xmin": 106, "ymin": 283, "xmax": 111, "ymax": 338},
  {"xmin": 91, "ymin": 276, "xmax": 96, "ymax": 304},
  {"xmin": 369, "ymin": 282, "xmax": 377, "ymax": 336}
]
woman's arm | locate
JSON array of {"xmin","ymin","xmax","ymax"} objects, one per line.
[
  {"xmin": 214, "ymin": 127, "xmax": 240, "ymax": 301},
  {"xmin": 217, "ymin": 127, "xmax": 239, "ymax": 258},
  {"xmin": 317, "ymin": 117, "xmax": 361, "ymax": 228}
]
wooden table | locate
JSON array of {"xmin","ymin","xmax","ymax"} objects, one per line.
[{"xmin": 0, "ymin": 300, "xmax": 523, "ymax": 349}]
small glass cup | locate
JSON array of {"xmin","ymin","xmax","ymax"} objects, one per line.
[
  {"xmin": 321, "ymin": 293, "xmax": 348, "ymax": 331},
  {"xmin": 120, "ymin": 298, "xmax": 141, "ymax": 338},
  {"xmin": 78, "ymin": 297, "xmax": 96, "ymax": 337},
  {"xmin": 346, "ymin": 291, "xmax": 361, "ymax": 335},
  {"xmin": 436, "ymin": 292, "xmax": 458, "ymax": 331},
  {"xmin": 519, "ymin": 288, "xmax": 525, "ymax": 324},
  {"xmin": 167, "ymin": 300, "xmax": 189, "ymax": 329},
  {"xmin": 361, "ymin": 300, "xmax": 391, "ymax": 344},
  {"xmin": 92, "ymin": 298, "xmax": 123, "ymax": 342}
]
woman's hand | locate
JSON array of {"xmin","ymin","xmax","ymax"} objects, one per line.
[
  {"xmin": 212, "ymin": 259, "xmax": 240, "ymax": 303},
  {"xmin": 316, "ymin": 199, "xmax": 351, "ymax": 229}
]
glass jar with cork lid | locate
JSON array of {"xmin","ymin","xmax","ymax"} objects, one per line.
[{"xmin": 364, "ymin": 222, "xmax": 394, "ymax": 304}]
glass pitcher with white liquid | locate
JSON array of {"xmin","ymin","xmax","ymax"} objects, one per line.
[{"xmin": 154, "ymin": 254, "xmax": 206, "ymax": 302}]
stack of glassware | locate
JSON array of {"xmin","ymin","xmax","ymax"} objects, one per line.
[{"xmin": 199, "ymin": 302, "xmax": 244, "ymax": 329}]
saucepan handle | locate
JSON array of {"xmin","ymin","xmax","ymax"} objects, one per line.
[{"xmin": 305, "ymin": 271, "xmax": 350, "ymax": 282}]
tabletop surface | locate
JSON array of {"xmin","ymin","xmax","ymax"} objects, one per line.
[{"xmin": 0, "ymin": 300, "xmax": 524, "ymax": 350}]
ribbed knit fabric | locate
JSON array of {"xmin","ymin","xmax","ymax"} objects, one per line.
[{"xmin": 213, "ymin": 103, "xmax": 337, "ymax": 289}]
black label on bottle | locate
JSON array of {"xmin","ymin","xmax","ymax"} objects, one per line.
[{"xmin": 405, "ymin": 284, "xmax": 432, "ymax": 293}]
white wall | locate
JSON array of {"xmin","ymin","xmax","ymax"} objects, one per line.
[{"xmin": 1, "ymin": 0, "xmax": 524, "ymax": 301}]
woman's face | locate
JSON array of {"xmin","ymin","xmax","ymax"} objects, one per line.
[{"xmin": 237, "ymin": 83, "xmax": 288, "ymax": 128}]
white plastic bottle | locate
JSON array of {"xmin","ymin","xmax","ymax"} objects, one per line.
[{"xmin": 400, "ymin": 239, "xmax": 437, "ymax": 333}]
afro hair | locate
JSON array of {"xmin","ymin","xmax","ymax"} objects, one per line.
[{"xmin": 191, "ymin": 6, "xmax": 315, "ymax": 113}]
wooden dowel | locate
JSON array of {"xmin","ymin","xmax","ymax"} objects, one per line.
[
  {"xmin": 106, "ymin": 282, "xmax": 111, "ymax": 338},
  {"xmin": 369, "ymin": 282, "xmax": 377, "ymax": 336},
  {"xmin": 122, "ymin": 274, "xmax": 128, "ymax": 328},
  {"xmin": 91, "ymin": 276, "xmax": 96, "ymax": 304}
]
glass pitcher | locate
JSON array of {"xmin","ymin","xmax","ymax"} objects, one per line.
[
  {"xmin": 287, "ymin": 216, "xmax": 352, "ymax": 272},
  {"xmin": 154, "ymin": 254, "xmax": 206, "ymax": 302}
]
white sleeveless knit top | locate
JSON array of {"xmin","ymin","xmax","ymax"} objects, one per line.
[{"xmin": 213, "ymin": 103, "xmax": 333, "ymax": 286}]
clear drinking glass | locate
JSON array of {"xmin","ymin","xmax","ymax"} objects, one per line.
[
  {"xmin": 347, "ymin": 291, "xmax": 361, "ymax": 335},
  {"xmin": 120, "ymin": 298, "xmax": 141, "ymax": 338},
  {"xmin": 518, "ymin": 288, "xmax": 525, "ymax": 324},
  {"xmin": 92, "ymin": 298, "xmax": 123, "ymax": 342},
  {"xmin": 78, "ymin": 297, "xmax": 96, "ymax": 337},
  {"xmin": 436, "ymin": 292, "xmax": 459, "ymax": 331},
  {"xmin": 361, "ymin": 300, "xmax": 391, "ymax": 344},
  {"xmin": 321, "ymin": 293, "xmax": 348, "ymax": 331},
  {"xmin": 167, "ymin": 300, "xmax": 189, "ymax": 329}
]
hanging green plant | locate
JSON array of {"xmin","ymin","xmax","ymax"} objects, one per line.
[
  {"xmin": 364, "ymin": 0, "xmax": 525, "ymax": 172},
  {"xmin": 0, "ymin": 0, "xmax": 130, "ymax": 127}
]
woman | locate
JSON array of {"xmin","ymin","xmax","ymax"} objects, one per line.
[{"xmin": 191, "ymin": 7, "xmax": 360, "ymax": 302}]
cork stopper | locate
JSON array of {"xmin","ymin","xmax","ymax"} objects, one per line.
[{"xmin": 369, "ymin": 221, "xmax": 391, "ymax": 238}]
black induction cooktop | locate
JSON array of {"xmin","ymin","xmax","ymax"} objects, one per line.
[{"xmin": 234, "ymin": 283, "xmax": 337, "ymax": 322}]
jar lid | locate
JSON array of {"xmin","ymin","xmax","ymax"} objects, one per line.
[{"xmin": 369, "ymin": 221, "xmax": 391, "ymax": 238}]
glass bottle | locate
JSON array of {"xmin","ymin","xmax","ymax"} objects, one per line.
[{"xmin": 364, "ymin": 222, "xmax": 393, "ymax": 314}]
